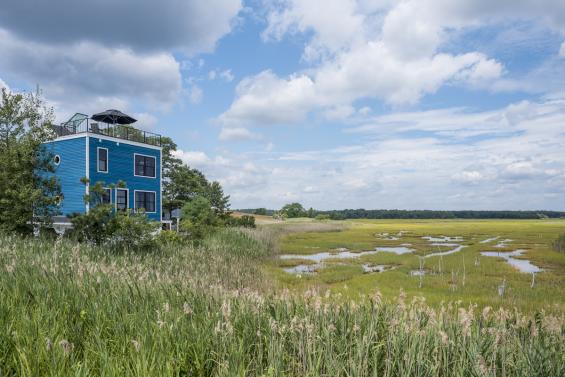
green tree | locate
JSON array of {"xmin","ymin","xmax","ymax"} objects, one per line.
[
  {"xmin": 160, "ymin": 136, "xmax": 182, "ymax": 178},
  {"xmin": 206, "ymin": 181, "xmax": 231, "ymax": 219},
  {"xmin": 0, "ymin": 88, "xmax": 61, "ymax": 233},
  {"xmin": 307, "ymin": 207, "xmax": 316, "ymax": 218},
  {"xmin": 161, "ymin": 136, "xmax": 231, "ymax": 220},
  {"xmin": 280, "ymin": 202, "xmax": 307, "ymax": 218},
  {"xmin": 254, "ymin": 208, "xmax": 267, "ymax": 216},
  {"xmin": 163, "ymin": 164, "xmax": 208, "ymax": 212},
  {"xmin": 180, "ymin": 196, "xmax": 218, "ymax": 240}
]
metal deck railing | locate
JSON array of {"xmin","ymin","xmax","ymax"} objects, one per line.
[{"xmin": 52, "ymin": 113, "xmax": 162, "ymax": 147}]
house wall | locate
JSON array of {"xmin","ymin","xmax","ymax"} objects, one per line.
[
  {"xmin": 43, "ymin": 137, "xmax": 87, "ymax": 216},
  {"xmin": 88, "ymin": 136, "xmax": 162, "ymax": 221}
]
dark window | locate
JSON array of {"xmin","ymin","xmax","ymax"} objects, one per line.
[
  {"xmin": 134, "ymin": 154, "xmax": 156, "ymax": 177},
  {"xmin": 101, "ymin": 188, "xmax": 111, "ymax": 204},
  {"xmin": 116, "ymin": 189, "xmax": 128, "ymax": 211},
  {"xmin": 135, "ymin": 191, "xmax": 156, "ymax": 212},
  {"xmin": 98, "ymin": 148, "xmax": 108, "ymax": 172}
]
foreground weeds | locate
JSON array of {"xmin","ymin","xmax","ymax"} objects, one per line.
[{"xmin": 0, "ymin": 230, "xmax": 563, "ymax": 376}]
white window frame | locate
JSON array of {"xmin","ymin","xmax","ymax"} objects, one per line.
[
  {"xmin": 134, "ymin": 190, "xmax": 157, "ymax": 213},
  {"xmin": 54, "ymin": 154, "xmax": 61, "ymax": 166},
  {"xmin": 133, "ymin": 153, "xmax": 157, "ymax": 178},
  {"xmin": 115, "ymin": 188, "xmax": 129, "ymax": 211},
  {"xmin": 97, "ymin": 147, "xmax": 109, "ymax": 173}
]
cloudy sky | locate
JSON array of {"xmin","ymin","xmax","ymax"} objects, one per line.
[{"xmin": 1, "ymin": 0, "xmax": 565, "ymax": 210}]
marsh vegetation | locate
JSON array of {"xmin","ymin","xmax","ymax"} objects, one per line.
[
  {"xmin": 1, "ymin": 220, "xmax": 564, "ymax": 375},
  {"xmin": 271, "ymin": 219, "xmax": 565, "ymax": 312}
]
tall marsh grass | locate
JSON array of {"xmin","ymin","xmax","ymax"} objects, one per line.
[
  {"xmin": 0, "ymin": 230, "xmax": 563, "ymax": 376},
  {"xmin": 554, "ymin": 233, "xmax": 565, "ymax": 253}
]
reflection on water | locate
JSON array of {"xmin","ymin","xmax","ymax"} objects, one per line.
[
  {"xmin": 362, "ymin": 264, "xmax": 390, "ymax": 273},
  {"xmin": 283, "ymin": 264, "xmax": 318, "ymax": 274},
  {"xmin": 375, "ymin": 246, "xmax": 414, "ymax": 254},
  {"xmin": 280, "ymin": 248, "xmax": 379, "ymax": 263},
  {"xmin": 480, "ymin": 250, "xmax": 543, "ymax": 273},
  {"xmin": 495, "ymin": 239, "xmax": 513, "ymax": 248}
]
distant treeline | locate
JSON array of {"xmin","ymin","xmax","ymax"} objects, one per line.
[{"xmin": 238, "ymin": 208, "xmax": 565, "ymax": 220}]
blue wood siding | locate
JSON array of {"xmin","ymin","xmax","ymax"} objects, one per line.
[
  {"xmin": 88, "ymin": 137, "xmax": 161, "ymax": 221},
  {"xmin": 43, "ymin": 137, "xmax": 87, "ymax": 216}
]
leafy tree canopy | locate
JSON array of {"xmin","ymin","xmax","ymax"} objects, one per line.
[
  {"xmin": 161, "ymin": 136, "xmax": 230, "ymax": 218},
  {"xmin": 0, "ymin": 88, "xmax": 61, "ymax": 233},
  {"xmin": 180, "ymin": 196, "xmax": 218, "ymax": 240},
  {"xmin": 280, "ymin": 202, "xmax": 307, "ymax": 218}
]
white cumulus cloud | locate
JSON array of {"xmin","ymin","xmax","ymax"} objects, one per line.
[{"xmin": 219, "ymin": 127, "xmax": 262, "ymax": 141}]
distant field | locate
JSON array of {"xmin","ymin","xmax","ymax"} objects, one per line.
[{"xmin": 265, "ymin": 219, "xmax": 565, "ymax": 312}]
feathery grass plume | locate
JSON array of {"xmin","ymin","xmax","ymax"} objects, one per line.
[{"xmin": 0, "ymin": 230, "xmax": 563, "ymax": 376}]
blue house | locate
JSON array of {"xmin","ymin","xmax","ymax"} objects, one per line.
[{"xmin": 43, "ymin": 111, "xmax": 163, "ymax": 231}]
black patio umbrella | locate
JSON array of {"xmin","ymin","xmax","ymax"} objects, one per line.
[{"xmin": 91, "ymin": 109, "xmax": 137, "ymax": 125}]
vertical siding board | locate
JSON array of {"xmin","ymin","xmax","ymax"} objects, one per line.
[
  {"xmin": 44, "ymin": 135, "xmax": 162, "ymax": 222},
  {"xmin": 88, "ymin": 137, "xmax": 162, "ymax": 221},
  {"xmin": 43, "ymin": 137, "xmax": 87, "ymax": 216}
]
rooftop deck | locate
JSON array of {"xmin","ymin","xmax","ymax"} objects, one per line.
[{"xmin": 52, "ymin": 113, "xmax": 162, "ymax": 147}]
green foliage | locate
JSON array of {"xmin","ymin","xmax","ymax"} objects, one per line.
[
  {"xmin": 0, "ymin": 88, "xmax": 61, "ymax": 233},
  {"xmin": 554, "ymin": 233, "xmax": 565, "ymax": 253},
  {"xmin": 280, "ymin": 202, "xmax": 307, "ymax": 218},
  {"xmin": 157, "ymin": 229, "xmax": 185, "ymax": 247},
  {"xmin": 307, "ymin": 207, "xmax": 316, "ymax": 218},
  {"xmin": 180, "ymin": 196, "xmax": 218, "ymax": 240},
  {"xmin": 161, "ymin": 136, "xmax": 231, "ymax": 219},
  {"xmin": 254, "ymin": 208, "xmax": 268, "ymax": 215},
  {"xmin": 315, "ymin": 214, "xmax": 331, "ymax": 220},
  {"xmin": 318, "ymin": 209, "xmax": 565, "ymax": 219},
  {"xmin": 0, "ymin": 231, "xmax": 564, "ymax": 376},
  {"xmin": 108, "ymin": 210, "xmax": 160, "ymax": 252},
  {"xmin": 68, "ymin": 204, "xmax": 115, "ymax": 245},
  {"xmin": 70, "ymin": 180, "xmax": 159, "ymax": 252},
  {"xmin": 277, "ymin": 219, "xmax": 565, "ymax": 311},
  {"xmin": 226, "ymin": 215, "xmax": 256, "ymax": 228},
  {"xmin": 205, "ymin": 180, "xmax": 231, "ymax": 219},
  {"xmin": 163, "ymin": 163, "xmax": 208, "ymax": 211},
  {"xmin": 272, "ymin": 211, "xmax": 287, "ymax": 221}
]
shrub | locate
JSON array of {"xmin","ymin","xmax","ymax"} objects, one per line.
[
  {"xmin": 180, "ymin": 196, "xmax": 218, "ymax": 240},
  {"xmin": 225, "ymin": 215, "xmax": 256, "ymax": 228},
  {"xmin": 315, "ymin": 214, "xmax": 331, "ymax": 221},
  {"xmin": 68, "ymin": 204, "xmax": 115, "ymax": 245},
  {"xmin": 107, "ymin": 211, "xmax": 160, "ymax": 252},
  {"xmin": 69, "ymin": 207, "xmax": 159, "ymax": 252},
  {"xmin": 157, "ymin": 229, "xmax": 185, "ymax": 247}
]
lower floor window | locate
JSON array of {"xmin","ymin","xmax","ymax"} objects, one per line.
[
  {"xmin": 135, "ymin": 191, "xmax": 156, "ymax": 213},
  {"xmin": 101, "ymin": 188, "xmax": 112, "ymax": 204},
  {"xmin": 116, "ymin": 189, "xmax": 128, "ymax": 211}
]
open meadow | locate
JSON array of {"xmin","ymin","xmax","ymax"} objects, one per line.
[
  {"xmin": 1, "ymin": 221, "xmax": 564, "ymax": 376},
  {"xmin": 268, "ymin": 219, "xmax": 565, "ymax": 312}
]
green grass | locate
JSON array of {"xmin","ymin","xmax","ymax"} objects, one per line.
[
  {"xmin": 272, "ymin": 219, "xmax": 565, "ymax": 312},
  {"xmin": 0, "ymin": 224, "xmax": 564, "ymax": 376}
]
